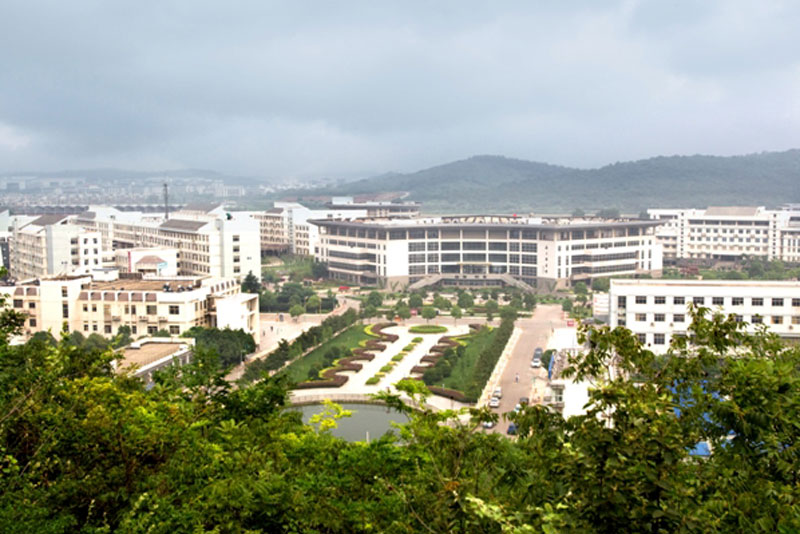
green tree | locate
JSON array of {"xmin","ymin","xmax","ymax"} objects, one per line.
[
  {"xmin": 457, "ymin": 291, "xmax": 474, "ymax": 309},
  {"xmin": 485, "ymin": 299, "xmax": 499, "ymax": 315},
  {"xmin": 241, "ymin": 271, "xmax": 261, "ymax": 293},
  {"xmin": 366, "ymin": 291, "xmax": 383, "ymax": 308},
  {"xmin": 450, "ymin": 304, "xmax": 463, "ymax": 323},
  {"xmin": 523, "ymin": 293, "xmax": 537, "ymax": 310},
  {"xmin": 561, "ymin": 299, "xmax": 573, "ymax": 312},
  {"xmin": 362, "ymin": 304, "xmax": 377, "ymax": 319},
  {"xmin": 573, "ymin": 281, "xmax": 588, "ymax": 295},
  {"xmin": 409, "ymin": 293, "xmax": 423, "ymax": 309},
  {"xmin": 395, "ymin": 304, "xmax": 411, "ymax": 321},
  {"xmin": 421, "ymin": 306, "xmax": 436, "ymax": 323},
  {"xmin": 306, "ymin": 294, "xmax": 321, "ymax": 314},
  {"xmin": 591, "ymin": 277, "xmax": 611, "ymax": 292},
  {"xmin": 596, "ymin": 207, "xmax": 621, "ymax": 218},
  {"xmin": 289, "ymin": 304, "xmax": 305, "ymax": 321}
]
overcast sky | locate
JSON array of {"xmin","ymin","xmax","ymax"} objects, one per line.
[{"xmin": 1, "ymin": 0, "xmax": 799, "ymax": 180}]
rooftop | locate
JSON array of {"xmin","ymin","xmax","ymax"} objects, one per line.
[
  {"xmin": 119, "ymin": 341, "xmax": 190, "ymax": 370},
  {"xmin": 705, "ymin": 206, "xmax": 761, "ymax": 217},
  {"xmin": 85, "ymin": 277, "xmax": 204, "ymax": 291},
  {"xmin": 611, "ymin": 279, "xmax": 800, "ymax": 289},
  {"xmin": 158, "ymin": 219, "xmax": 208, "ymax": 232},
  {"xmin": 311, "ymin": 215, "xmax": 661, "ymax": 231}
]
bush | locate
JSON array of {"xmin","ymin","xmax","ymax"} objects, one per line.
[
  {"xmin": 392, "ymin": 354, "xmax": 404, "ymax": 362},
  {"xmin": 365, "ymin": 376, "xmax": 380, "ymax": 385},
  {"xmin": 409, "ymin": 325, "xmax": 448, "ymax": 334},
  {"xmin": 412, "ymin": 337, "xmax": 423, "ymax": 343},
  {"xmin": 403, "ymin": 344, "xmax": 416, "ymax": 351},
  {"xmin": 380, "ymin": 364, "xmax": 393, "ymax": 373}
]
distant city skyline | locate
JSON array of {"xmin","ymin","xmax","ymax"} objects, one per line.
[{"xmin": 1, "ymin": 1, "xmax": 799, "ymax": 180}]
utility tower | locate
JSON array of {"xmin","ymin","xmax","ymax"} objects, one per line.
[{"xmin": 163, "ymin": 182, "xmax": 169, "ymax": 220}]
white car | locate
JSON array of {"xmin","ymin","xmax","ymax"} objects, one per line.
[
  {"xmin": 493, "ymin": 387, "xmax": 502, "ymax": 399},
  {"xmin": 488, "ymin": 397, "xmax": 501, "ymax": 408},
  {"xmin": 531, "ymin": 357, "xmax": 542, "ymax": 368},
  {"xmin": 482, "ymin": 420, "xmax": 496, "ymax": 429}
]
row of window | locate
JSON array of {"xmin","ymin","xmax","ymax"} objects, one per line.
[
  {"xmin": 631, "ymin": 314, "xmax": 800, "ymax": 325},
  {"xmin": 624, "ymin": 296, "xmax": 800, "ymax": 307},
  {"xmin": 81, "ymin": 323, "xmax": 182, "ymax": 335},
  {"xmin": 80, "ymin": 304, "xmax": 182, "ymax": 315}
]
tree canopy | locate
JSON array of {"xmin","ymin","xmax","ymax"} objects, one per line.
[{"xmin": 1, "ymin": 287, "xmax": 799, "ymax": 533}]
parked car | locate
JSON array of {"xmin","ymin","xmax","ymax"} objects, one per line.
[
  {"xmin": 514, "ymin": 403, "xmax": 522, "ymax": 413},
  {"xmin": 489, "ymin": 397, "xmax": 501, "ymax": 408},
  {"xmin": 507, "ymin": 423, "xmax": 518, "ymax": 435},
  {"xmin": 482, "ymin": 420, "xmax": 496, "ymax": 429},
  {"xmin": 519, "ymin": 397, "xmax": 530, "ymax": 406},
  {"xmin": 493, "ymin": 387, "xmax": 502, "ymax": 399},
  {"xmin": 531, "ymin": 357, "xmax": 542, "ymax": 368},
  {"xmin": 534, "ymin": 347, "xmax": 543, "ymax": 358}
]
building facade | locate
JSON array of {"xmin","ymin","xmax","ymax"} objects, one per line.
[
  {"xmin": 313, "ymin": 215, "xmax": 663, "ymax": 290},
  {"xmin": 9, "ymin": 215, "xmax": 107, "ymax": 280},
  {"xmin": 0, "ymin": 274, "xmax": 259, "ymax": 343},
  {"xmin": 249, "ymin": 202, "xmax": 369, "ymax": 257},
  {"xmin": 608, "ymin": 279, "xmax": 800, "ymax": 353},
  {"xmin": 648, "ymin": 205, "xmax": 800, "ymax": 263},
  {"xmin": 76, "ymin": 204, "xmax": 260, "ymax": 281}
]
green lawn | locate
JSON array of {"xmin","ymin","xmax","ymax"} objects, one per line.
[
  {"xmin": 279, "ymin": 324, "xmax": 371, "ymax": 383},
  {"xmin": 441, "ymin": 327, "xmax": 497, "ymax": 391}
]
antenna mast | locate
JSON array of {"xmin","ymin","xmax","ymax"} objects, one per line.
[{"xmin": 163, "ymin": 182, "xmax": 169, "ymax": 220}]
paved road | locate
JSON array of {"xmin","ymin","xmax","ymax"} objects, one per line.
[{"xmin": 487, "ymin": 304, "xmax": 566, "ymax": 433}]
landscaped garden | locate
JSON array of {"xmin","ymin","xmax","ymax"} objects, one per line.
[{"xmin": 280, "ymin": 324, "xmax": 371, "ymax": 383}]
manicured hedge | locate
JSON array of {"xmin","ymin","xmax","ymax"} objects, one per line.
[{"xmin": 409, "ymin": 325, "xmax": 448, "ymax": 334}]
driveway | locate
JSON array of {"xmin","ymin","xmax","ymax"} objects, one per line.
[{"xmin": 484, "ymin": 304, "xmax": 566, "ymax": 433}]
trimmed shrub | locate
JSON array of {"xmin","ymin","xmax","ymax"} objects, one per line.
[
  {"xmin": 409, "ymin": 325, "xmax": 448, "ymax": 334},
  {"xmin": 365, "ymin": 376, "xmax": 380, "ymax": 385},
  {"xmin": 412, "ymin": 337, "xmax": 423, "ymax": 343},
  {"xmin": 380, "ymin": 364, "xmax": 393, "ymax": 373}
]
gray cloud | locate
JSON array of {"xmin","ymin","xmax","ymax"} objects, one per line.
[{"xmin": 1, "ymin": 0, "xmax": 799, "ymax": 179}]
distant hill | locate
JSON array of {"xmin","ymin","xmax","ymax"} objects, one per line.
[{"xmin": 285, "ymin": 150, "xmax": 800, "ymax": 213}]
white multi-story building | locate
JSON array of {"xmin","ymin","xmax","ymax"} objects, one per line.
[
  {"xmin": 609, "ymin": 279, "xmax": 800, "ymax": 353},
  {"xmin": 313, "ymin": 215, "xmax": 663, "ymax": 290},
  {"xmin": 648, "ymin": 205, "xmax": 800, "ymax": 263},
  {"xmin": 0, "ymin": 273, "xmax": 259, "ymax": 343},
  {"xmin": 327, "ymin": 196, "xmax": 421, "ymax": 218},
  {"xmin": 76, "ymin": 204, "xmax": 260, "ymax": 281},
  {"xmin": 250, "ymin": 202, "xmax": 368, "ymax": 257},
  {"xmin": 9, "ymin": 215, "xmax": 107, "ymax": 280}
]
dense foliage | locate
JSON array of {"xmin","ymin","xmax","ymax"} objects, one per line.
[
  {"xmin": 1, "ymin": 278, "xmax": 799, "ymax": 532},
  {"xmin": 182, "ymin": 326, "xmax": 256, "ymax": 367},
  {"xmin": 259, "ymin": 282, "xmax": 336, "ymax": 313}
]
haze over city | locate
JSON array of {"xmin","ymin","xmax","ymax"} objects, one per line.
[{"xmin": 2, "ymin": 0, "xmax": 800, "ymax": 179}]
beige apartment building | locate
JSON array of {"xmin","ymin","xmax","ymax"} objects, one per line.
[{"xmin": 0, "ymin": 274, "xmax": 259, "ymax": 344}]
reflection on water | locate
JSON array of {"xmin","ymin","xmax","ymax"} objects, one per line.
[{"xmin": 294, "ymin": 403, "xmax": 409, "ymax": 442}]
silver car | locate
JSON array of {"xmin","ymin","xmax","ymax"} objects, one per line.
[{"xmin": 488, "ymin": 397, "xmax": 501, "ymax": 408}]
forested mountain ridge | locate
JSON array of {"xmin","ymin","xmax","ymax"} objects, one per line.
[{"xmin": 290, "ymin": 150, "xmax": 800, "ymax": 213}]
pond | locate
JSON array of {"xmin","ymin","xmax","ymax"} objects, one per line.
[{"xmin": 294, "ymin": 402, "xmax": 409, "ymax": 442}]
